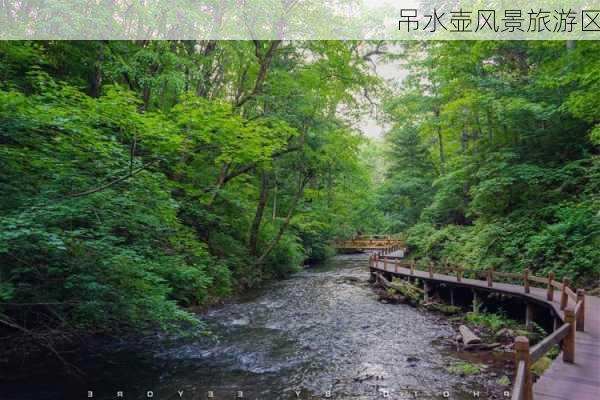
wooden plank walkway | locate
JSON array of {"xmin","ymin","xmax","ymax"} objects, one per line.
[
  {"xmin": 533, "ymin": 295, "xmax": 600, "ymax": 400},
  {"xmin": 371, "ymin": 260, "xmax": 599, "ymax": 400}
]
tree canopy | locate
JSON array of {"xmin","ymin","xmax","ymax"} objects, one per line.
[
  {"xmin": 0, "ymin": 40, "xmax": 386, "ymax": 362},
  {"xmin": 1, "ymin": 40, "xmax": 598, "ymax": 372},
  {"xmin": 380, "ymin": 41, "xmax": 599, "ymax": 286}
]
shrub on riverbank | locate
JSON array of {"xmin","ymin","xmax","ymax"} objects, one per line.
[
  {"xmin": 0, "ymin": 41, "xmax": 385, "ymax": 368},
  {"xmin": 466, "ymin": 303, "xmax": 519, "ymax": 333},
  {"xmin": 380, "ymin": 41, "xmax": 600, "ymax": 288},
  {"xmin": 446, "ymin": 361, "xmax": 487, "ymax": 376}
]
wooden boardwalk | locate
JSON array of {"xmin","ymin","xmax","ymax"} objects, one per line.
[
  {"xmin": 370, "ymin": 259, "xmax": 599, "ymax": 400},
  {"xmin": 533, "ymin": 295, "xmax": 600, "ymax": 400}
]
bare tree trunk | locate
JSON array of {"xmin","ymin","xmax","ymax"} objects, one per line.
[{"xmin": 248, "ymin": 172, "xmax": 270, "ymax": 256}]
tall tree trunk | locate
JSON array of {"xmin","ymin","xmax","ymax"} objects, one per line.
[
  {"xmin": 435, "ymin": 108, "xmax": 445, "ymax": 175},
  {"xmin": 196, "ymin": 40, "xmax": 217, "ymax": 98},
  {"xmin": 89, "ymin": 43, "xmax": 104, "ymax": 98},
  {"xmin": 248, "ymin": 172, "xmax": 270, "ymax": 256},
  {"xmin": 142, "ymin": 85, "xmax": 151, "ymax": 110},
  {"xmin": 486, "ymin": 107, "xmax": 494, "ymax": 144},
  {"xmin": 207, "ymin": 162, "xmax": 231, "ymax": 207},
  {"xmin": 461, "ymin": 126, "xmax": 468, "ymax": 153},
  {"xmin": 235, "ymin": 40, "xmax": 281, "ymax": 108},
  {"xmin": 256, "ymin": 173, "xmax": 308, "ymax": 264},
  {"xmin": 272, "ymin": 183, "xmax": 277, "ymax": 221}
]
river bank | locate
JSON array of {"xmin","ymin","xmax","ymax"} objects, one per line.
[{"xmin": 1, "ymin": 254, "xmax": 515, "ymax": 400}]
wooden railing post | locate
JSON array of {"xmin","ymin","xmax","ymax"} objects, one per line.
[
  {"xmin": 523, "ymin": 268, "xmax": 530, "ymax": 294},
  {"xmin": 547, "ymin": 272, "xmax": 555, "ymax": 301},
  {"xmin": 576, "ymin": 289, "xmax": 585, "ymax": 332},
  {"xmin": 384, "ymin": 257, "xmax": 388, "ymax": 271},
  {"xmin": 410, "ymin": 260, "xmax": 415, "ymax": 275},
  {"xmin": 560, "ymin": 278, "xmax": 569, "ymax": 310},
  {"xmin": 487, "ymin": 268, "xmax": 493, "ymax": 288},
  {"xmin": 515, "ymin": 336, "xmax": 533, "ymax": 400},
  {"xmin": 456, "ymin": 269, "xmax": 462, "ymax": 282},
  {"xmin": 563, "ymin": 307, "xmax": 575, "ymax": 363},
  {"xmin": 394, "ymin": 258, "xmax": 399, "ymax": 273},
  {"xmin": 428, "ymin": 263, "xmax": 434, "ymax": 278}
]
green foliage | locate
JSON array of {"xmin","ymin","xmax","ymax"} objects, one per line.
[
  {"xmin": 389, "ymin": 278, "xmax": 424, "ymax": 305},
  {"xmin": 546, "ymin": 345, "xmax": 560, "ymax": 359},
  {"xmin": 531, "ymin": 356, "xmax": 553, "ymax": 377},
  {"xmin": 446, "ymin": 361, "xmax": 486, "ymax": 376},
  {"xmin": 496, "ymin": 375, "xmax": 511, "ymax": 386},
  {"xmin": 382, "ymin": 41, "xmax": 600, "ymax": 287},
  {"xmin": 0, "ymin": 40, "xmax": 384, "ymax": 353},
  {"xmin": 466, "ymin": 310, "xmax": 518, "ymax": 332},
  {"xmin": 259, "ymin": 230, "xmax": 305, "ymax": 280},
  {"xmin": 379, "ymin": 124, "xmax": 435, "ymax": 231}
]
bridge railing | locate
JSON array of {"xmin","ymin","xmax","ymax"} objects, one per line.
[
  {"xmin": 333, "ymin": 239, "xmax": 405, "ymax": 251},
  {"xmin": 369, "ymin": 255, "xmax": 586, "ymax": 400}
]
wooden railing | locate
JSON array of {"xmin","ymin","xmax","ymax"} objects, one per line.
[
  {"xmin": 511, "ymin": 304, "xmax": 580, "ymax": 400},
  {"xmin": 368, "ymin": 255, "xmax": 587, "ymax": 400},
  {"xmin": 374, "ymin": 243, "xmax": 405, "ymax": 256},
  {"xmin": 355, "ymin": 234, "xmax": 394, "ymax": 240},
  {"xmin": 333, "ymin": 239, "xmax": 405, "ymax": 250}
]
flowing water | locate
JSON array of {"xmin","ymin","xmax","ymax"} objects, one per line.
[{"xmin": 2, "ymin": 255, "xmax": 509, "ymax": 400}]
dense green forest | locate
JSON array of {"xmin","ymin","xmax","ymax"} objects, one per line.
[
  {"xmin": 0, "ymin": 40, "xmax": 599, "ymax": 365},
  {"xmin": 0, "ymin": 41, "xmax": 386, "ymax": 356},
  {"xmin": 380, "ymin": 41, "xmax": 599, "ymax": 287}
]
